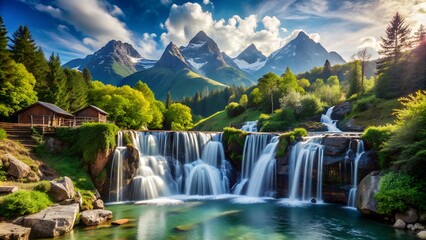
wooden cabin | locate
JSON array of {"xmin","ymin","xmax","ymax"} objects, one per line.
[
  {"xmin": 74, "ymin": 105, "xmax": 108, "ymax": 124},
  {"xmin": 16, "ymin": 101, "xmax": 74, "ymax": 127}
]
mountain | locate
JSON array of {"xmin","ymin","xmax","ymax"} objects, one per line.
[
  {"xmin": 233, "ymin": 44, "xmax": 267, "ymax": 74},
  {"xmin": 179, "ymin": 31, "xmax": 254, "ymax": 87},
  {"xmin": 120, "ymin": 42, "xmax": 226, "ymax": 100},
  {"xmin": 256, "ymin": 32, "xmax": 346, "ymax": 78},
  {"xmin": 63, "ymin": 40, "xmax": 156, "ymax": 85}
]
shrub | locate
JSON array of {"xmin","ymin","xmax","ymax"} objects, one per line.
[
  {"xmin": 33, "ymin": 181, "xmax": 51, "ymax": 193},
  {"xmin": 375, "ymin": 172, "xmax": 426, "ymax": 214},
  {"xmin": 353, "ymin": 95, "xmax": 377, "ymax": 113},
  {"xmin": 362, "ymin": 125, "xmax": 393, "ymax": 150},
  {"xmin": 293, "ymin": 128, "xmax": 308, "ymax": 138},
  {"xmin": 225, "ymin": 102, "xmax": 245, "ymax": 117},
  {"xmin": 0, "ymin": 128, "xmax": 6, "ymax": 140},
  {"xmin": 222, "ymin": 127, "xmax": 248, "ymax": 163},
  {"xmin": 0, "ymin": 190, "xmax": 52, "ymax": 218},
  {"xmin": 298, "ymin": 94, "xmax": 323, "ymax": 119},
  {"xmin": 30, "ymin": 128, "xmax": 43, "ymax": 144}
]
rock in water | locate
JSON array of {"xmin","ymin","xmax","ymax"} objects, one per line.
[
  {"xmin": 356, "ymin": 171, "xmax": 380, "ymax": 215},
  {"xmin": 0, "ymin": 223, "xmax": 31, "ymax": 240},
  {"xmin": 93, "ymin": 199, "xmax": 105, "ymax": 209},
  {"xmin": 21, "ymin": 203, "xmax": 79, "ymax": 238},
  {"xmin": 393, "ymin": 219, "xmax": 406, "ymax": 229},
  {"xmin": 395, "ymin": 207, "xmax": 419, "ymax": 224},
  {"xmin": 112, "ymin": 219, "xmax": 129, "ymax": 225},
  {"xmin": 418, "ymin": 231, "xmax": 426, "ymax": 239},
  {"xmin": 6, "ymin": 153, "xmax": 31, "ymax": 179},
  {"xmin": 80, "ymin": 209, "xmax": 113, "ymax": 226},
  {"xmin": 49, "ymin": 176, "xmax": 75, "ymax": 202}
]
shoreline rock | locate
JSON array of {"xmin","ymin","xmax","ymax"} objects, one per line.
[
  {"xmin": 0, "ymin": 223, "xmax": 31, "ymax": 240},
  {"xmin": 80, "ymin": 209, "xmax": 113, "ymax": 226}
]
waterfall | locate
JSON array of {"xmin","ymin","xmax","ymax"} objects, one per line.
[
  {"xmin": 109, "ymin": 146, "xmax": 127, "ymax": 202},
  {"xmin": 233, "ymin": 134, "xmax": 274, "ymax": 195},
  {"xmin": 288, "ymin": 137, "xmax": 324, "ymax": 202},
  {"xmin": 321, "ymin": 106, "xmax": 341, "ymax": 132},
  {"xmin": 245, "ymin": 136, "xmax": 279, "ymax": 197},
  {"xmin": 347, "ymin": 140, "xmax": 365, "ymax": 207},
  {"xmin": 241, "ymin": 120, "xmax": 258, "ymax": 132}
]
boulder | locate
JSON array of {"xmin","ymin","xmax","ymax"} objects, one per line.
[
  {"xmin": 93, "ymin": 199, "xmax": 105, "ymax": 209},
  {"xmin": 393, "ymin": 219, "xmax": 406, "ymax": 229},
  {"xmin": 395, "ymin": 207, "xmax": 419, "ymax": 224},
  {"xmin": 322, "ymin": 136, "xmax": 349, "ymax": 156},
  {"xmin": 80, "ymin": 209, "xmax": 113, "ymax": 226},
  {"xmin": 89, "ymin": 149, "xmax": 114, "ymax": 177},
  {"xmin": 407, "ymin": 224, "xmax": 414, "ymax": 231},
  {"xmin": 0, "ymin": 186, "xmax": 18, "ymax": 195},
  {"xmin": 357, "ymin": 151, "xmax": 380, "ymax": 181},
  {"xmin": 331, "ymin": 101, "xmax": 352, "ymax": 120},
  {"xmin": 21, "ymin": 203, "xmax": 79, "ymax": 238},
  {"xmin": 418, "ymin": 231, "xmax": 426, "ymax": 239},
  {"xmin": 6, "ymin": 154, "xmax": 31, "ymax": 179},
  {"xmin": 356, "ymin": 171, "xmax": 380, "ymax": 215},
  {"xmin": 415, "ymin": 223, "xmax": 425, "ymax": 231},
  {"xmin": 0, "ymin": 223, "xmax": 31, "ymax": 240},
  {"xmin": 49, "ymin": 177, "xmax": 75, "ymax": 202}
]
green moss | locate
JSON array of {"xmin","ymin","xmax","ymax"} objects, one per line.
[
  {"xmin": 222, "ymin": 127, "xmax": 248, "ymax": 163},
  {"xmin": 275, "ymin": 128, "xmax": 307, "ymax": 158},
  {"xmin": 0, "ymin": 190, "xmax": 52, "ymax": 218},
  {"xmin": 122, "ymin": 132, "xmax": 133, "ymax": 147},
  {"xmin": 79, "ymin": 189, "xmax": 95, "ymax": 210}
]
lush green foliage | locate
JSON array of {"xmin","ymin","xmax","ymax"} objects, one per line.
[
  {"xmin": 276, "ymin": 128, "xmax": 307, "ymax": 158},
  {"xmin": 164, "ymin": 103, "xmax": 193, "ymax": 130},
  {"xmin": 362, "ymin": 125, "xmax": 393, "ymax": 151},
  {"xmin": 33, "ymin": 181, "xmax": 51, "ymax": 193},
  {"xmin": 222, "ymin": 127, "xmax": 248, "ymax": 163},
  {"xmin": 225, "ymin": 102, "xmax": 245, "ymax": 117},
  {"xmin": 353, "ymin": 94, "xmax": 377, "ymax": 113},
  {"xmin": 0, "ymin": 128, "xmax": 6, "ymax": 140},
  {"xmin": 193, "ymin": 109, "xmax": 262, "ymax": 131},
  {"xmin": 375, "ymin": 172, "xmax": 426, "ymax": 214},
  {"xmin": 0, "ymin": 190, "xmax": 52, "ymax": 218}
]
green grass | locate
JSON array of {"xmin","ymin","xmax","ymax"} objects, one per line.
[
  {"xmin": 343, "ymin": 97, "xmax": 401, "ymax": 128},
  {"xmin": 193, "ymin": 109, "xmax": 262, "ymax": 131},
  {"xmin": 0, "ymin": 190, "xmax": 52, "ymax": 218},
  {"xmin": 121, "ymin": 67, "xmax": 227, "ymax": 100}
]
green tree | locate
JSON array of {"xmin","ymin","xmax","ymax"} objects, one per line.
[
  {"xmin": 249, "ymin": 87, "xmax": 262, "ymax": 107},
  {"xmin": 45, "ymin": 53, "xmax": 67, "ymax": 108},
  {"xmin": 326, "ymin": 75, "xmax": 339, "ymax": 86},
  {"xmin": 0, "ymin": 16, "xmax": 13, "ymax": 83},
  {"xmin": 413, "ymin": 24, "xmax": 426, "ymax": 46},
  {"xmin": 134, "ymin": 81, "xmax": 164, "ymax": 129},
  {"xmin": 239, "ymin": 94, "xmax": 248, "ymax": 108},
  {"xmin": 377, "ymin": 12, "xmax": 411, "ymax": 74},
  {"xmin": 348, "ymin": 60, "xmax": 362, "ymax": 97},
  {"xmin": 354, "ymin": 48, "xmax": 372, "ymax": 94},
  {"xmin": 82, "ymin": 67, "xmax": 92, "ymax": 84},
  {"xmin": 298, "ymin": 78, "xmax": 310, "ymax": 90},
  {"xmin": 9, "ymin": 26, "xmax": 48, "ymax": 94},
  {"xmin": 164, "ymin": 103, "xmax": 193, "ymax": 130},
  {"xmin": 63, "ymin": 68, "xmax": 88, "ymax": 112},
  {"xmin": 258, "ymin": 72, "xmax": 280, "ymax": 113},
  {"xmin": 323, "ymin": 59, "xmax": 332, "ymax": 80},
  {"xmin": 0, "ymin": 62, "xmax": 37, "ymax": 117},
  {"xmin": 166, "ymin": 91, "xmax": 172, "ymax": 109},
  {"xmin": 280, "ymin": 67, "xmax": 300, "ymax": 93}
]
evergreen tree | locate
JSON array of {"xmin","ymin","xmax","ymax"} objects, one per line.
[
  {"xmin": 413, "ymin": 24, "xmax": 426, "ymax": 46},
  {"xmin": 9, "ymin": 26, "xmax": 48, "ymax": 91},
  {"xmin": 166, "ymin": 92, "xmax": 172, "ymax": 109},
  {"xmin": 377, "ymin": 12, "xmax": 411, "ymax": 74},
  {"xmin": 348, "ymin": 60, "xmax": 362, "ymax": 97},
  {"xmin": 46, "ymin": 53, "xmax": 67, "ymax": 108},
  {"xmin": 0, "ymin": 16, "xmax": 13, "ymax": 84},
  {"xmin": 323, "ymin": 59, "xmax": 332, "ymax": 80},
  {"xmin": 82, "ymin": 67, "xmax": 92, "ymax": 85},
  {"xmin": 64, "ymin": 68, "xmax": 88, "ymax": 112}
]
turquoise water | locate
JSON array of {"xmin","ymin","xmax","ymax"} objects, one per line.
[{"xmin": 61, "ymin": 196, "xmax": 416, "ymax": 240}]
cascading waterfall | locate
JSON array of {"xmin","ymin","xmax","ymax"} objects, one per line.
[
  {"xmin": 347, "ymin": 140, "xmax": 365, "ymax": 207},
  {"xmin": 246, "ymin": 136, "xmax": 279, "ymax": 197},
  {"xmin": 233, "ymin": 134, "xmax": 272, "ymax": 195},
  {"xmin": 288, "ymin": 137, "xmax": 324, "ymax": 202},
  {"xmin": 241, "ymin": 120, "xmax": 258, "ymax": 132},
  {"xmin": 321, "ymin": 106, "xmax": 341, "ymax": 132},
  {"xmin": 109, "ymin": 146, "xmax": 126, "ymax": 202}
]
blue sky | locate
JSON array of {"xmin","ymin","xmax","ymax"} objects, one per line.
[{"xmin": 1, "ymin": 0, "xmax": 425, "ymax": 63}]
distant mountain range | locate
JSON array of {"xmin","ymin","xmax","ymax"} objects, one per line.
[{"xmin": 64, "ymin": 31, "xmax": 346, "ymax": 99}]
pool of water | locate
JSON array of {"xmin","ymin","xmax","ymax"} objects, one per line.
[{"xmin": 60, "ymin": 196, "xmax": 416, "ymax": 240}]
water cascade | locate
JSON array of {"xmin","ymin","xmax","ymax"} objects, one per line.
[
  {"xmin": 245, "ymin": 136, "xmax": 279, "ymax": 197},
  {"xmin": 321, "ymin": 106, "xmax": 341, "ymax": 132},
  {"xmin": 108, "ymin": 145, "xmax": 126, "ymax": 202},
  {"xmin": 288, "ymin": 137, "xmax": 325, "ymax": 202},
  {"xmin": 241, "ymin": 120, "xmax": 258, "ymax": 132},
  {"xmin": 233, "ymin": 134, "xmax": 274, "ymax": 195},
  {"xmin": 347, "ymin": 140, "xmax": 365, "ymax": 207}
]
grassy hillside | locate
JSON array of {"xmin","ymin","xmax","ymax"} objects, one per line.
[
  {"xmin": 193, "ymin": 109, "xmax": 262, "ymax": 131},
  {"xmin": 121, "ymin": 67, "xmax": 227, "ymax": 100}
]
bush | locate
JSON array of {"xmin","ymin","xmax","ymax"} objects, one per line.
[
  {"xmin": 298, "ymin": 94, "xmax": 323, "ymax": 119},
  {"xmin": 0, "ymin": 190, "xmax": 52, "ymax": 218},
  {"xmin": 353, "ymin": 95, "xmax": 377, "ymax": 113},
  {"xmin": 375, "ymin": 172, "xmax": 426, "ymax": 214},
  {"xmin": 293, "ymin": 128, "xmax": 308, "ymax": 138},
  {"xmin": 275, "ymin": 128, "xmax": 307, "ymax": 158},
  {"xmin": 362, "ymin": 125, "xmax": 393, "ymax": 150},
  {"xmin": 225, "ymin": 102, "xmax": 245, "ymax": 117},
  {"xmin": 0, "ymin": 128, "xmax": 6, "ymax": 140},
  {"xmin": 222, "ymin": 127, "xmax": 248, "ymax": 163},
  {"xmin": 33, "ymin": 181, "xmax": 51, "ymax": 193}
]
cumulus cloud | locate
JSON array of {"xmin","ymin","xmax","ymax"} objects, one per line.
[
  {"xmin": 35, "ymin": 4, "xmax": 62, "ymax": 18},
  {"xmin": 160, "ymin": 3, "xmax": 321, "ymax": 57},
  {"xmin": 138, "ymin": 33, "xmax": 163, "ymax": 59},
  {"xmin": 203, "ymin": 0, "xmax": 210, "ymax": 4},
  {"xmin": 160, "ymin": 0, "xmax": 172, "ymax": 6}
]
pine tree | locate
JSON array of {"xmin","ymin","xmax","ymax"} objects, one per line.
[
  {"xmin": 82, "ymin": 67, "xmax": 92, "ymax": 85},
  {"xmin": 323, "ymin": 59, "xmax": 332, "ymax": 80},
  {"xmin": 64, "ymin": 68, "xmax": 88, "ymax": 112},
  {"xmin": 377, "ymin": 12, "xmax": 411, "ymax": 74},
  {"xmin": 413, "ymin": 24, "xmax": 426, "ymax": 46},
  {"xmin": 46, "ymin": 53, "xmax": 67, "ymax": 108},
  {"xmin": 166, "ymin": 92, "xmax": 172, "ymax": 109},
  {"xmin": 9, "ymin": 26, "xmax": 48, "ymax": 94},
  {"xmin": 348, "ymin": 60, "xmax": 362, "ymax": 97},
  {"xmin": 0, "ymin": 16, "xmax": 13, "ymax": 84}
]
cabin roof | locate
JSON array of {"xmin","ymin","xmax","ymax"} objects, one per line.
[
  {"xmin": 74, "ymin": 105, "xmax": 108, "ymax": 115},
  {"xmin": 15, "ymin": 101, "xmax": 74, "ymax": 117}
]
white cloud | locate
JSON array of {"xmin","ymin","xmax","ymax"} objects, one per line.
[
  {"xmin": 160, "ymin": 3, "xmax": 321, "ymax": 57},
  {"xmin": 203, "ymin": 0, "xmax": 210, "ymax": 5},
  {"xmin": 358, "ymin": 37, "xmax": 378, "ymax": 50},
  {"xmin": 160, "ymin": 0, "xmax": 172, "ymax": 6},
  {"xmin": 111, "ymin": 5, "xmax": 124, "ymax": 17},
  {"xmin": 35, "ymin": 4, "xmax": 62, "ymax": 18},
  {"xmin": 138, "ymin": 33, "xmax": 162, "ymax": 59}
]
